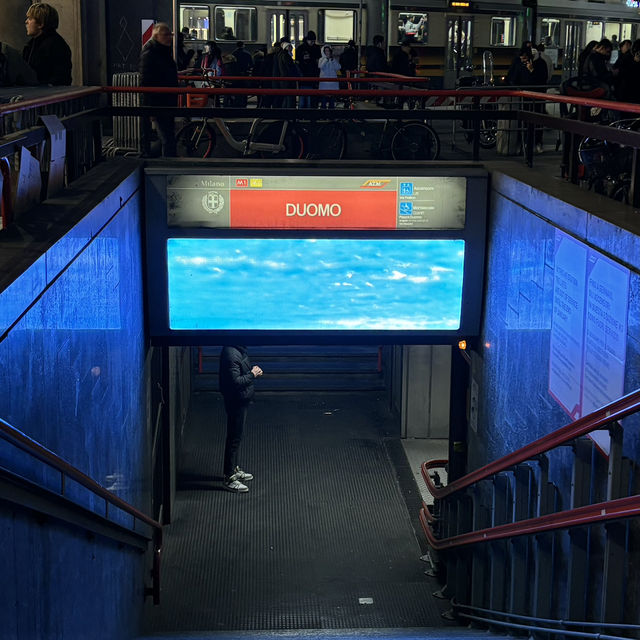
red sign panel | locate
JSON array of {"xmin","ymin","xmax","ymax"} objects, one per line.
[{"xmin": 229, "ymin": 190, "xmax": 397, "ymax": 229}]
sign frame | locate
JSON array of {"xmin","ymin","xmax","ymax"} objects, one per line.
[{"xmin": 145, "ymin": 163, "xmax": 488, "ymax": 345}]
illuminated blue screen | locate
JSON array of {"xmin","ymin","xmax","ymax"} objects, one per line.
[{"xmin": 167, "ymin": 238, "xmax": 465, "ymax": 331}]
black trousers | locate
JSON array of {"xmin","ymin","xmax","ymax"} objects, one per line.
[
  {"xmin": 223, "ymin": 399, "xmax": 248, "ymax": 478},
  {"xmin": 141, "ymin": 115, "xmax": 176, "ymax": 157}
]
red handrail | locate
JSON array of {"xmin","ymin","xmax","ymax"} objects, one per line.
[
  {"xmin": 0, "ymin": 416, "xmax": 162, "ymax": 603},
  {"xmin": 422, "ymin": 388, "xmax": 640, "ymax": 501},
  {"xmin": 419, "ymin": 493, "xmax": 640, "ymax": 551},
  {"xmin": 0, "ymin": 86, "xmax": 102, "ymax": 116}
]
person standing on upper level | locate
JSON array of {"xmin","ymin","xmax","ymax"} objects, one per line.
[
  {"xmin": 318, "ymin": 45, "xmax": 341, "ymax": 108},
  {"xmin": 296, "ymin": 31, "xmax": 322, "ymax": 109},
  {"xmin": 139, "ymin": 22, "xmax": 179, "ymax": 157},
  {"xmin": 366, "ymin": 35, "xmax": 387, "ymax": 74},
  {"xmin": 22, "ymin": 3, "xmax": 72, "ymax": 86}
]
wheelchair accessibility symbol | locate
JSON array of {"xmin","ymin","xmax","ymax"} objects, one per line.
[
  {"xmin": 399, "ymin": 202, "xmax": 413, "ymax": 216},
  {"xmin": 400, "ymin": 182, "xmax": 414, "ymax": 196}
]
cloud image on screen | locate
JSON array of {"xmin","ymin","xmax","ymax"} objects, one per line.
[{"xmin": 167, "ymin": 238, "xmax": 465, "ymax": 331}]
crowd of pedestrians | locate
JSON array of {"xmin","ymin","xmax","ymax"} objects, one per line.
[{"xmin": 572, "ymin": 36, "xmax": 640, "ymax": 103}]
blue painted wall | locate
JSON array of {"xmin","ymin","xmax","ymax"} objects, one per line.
[
  {"xmin": 469, "ymin": 170, "xmax": 640, "ymax": 619},
  {"xmin": 0, "ymin": 167, "xmax": 148, "ymax": 639},
  {"xmin": 471, "ymin": 170, "xmax": 640, "ymax": 475}
]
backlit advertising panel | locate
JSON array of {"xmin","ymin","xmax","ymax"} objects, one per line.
[
  {"xmin": 145, "ymin": 165, "xmax": 487, "ymax": 345},
  {"xmin": 168, "ymin": 238, "xmax": 465, "ymax": 331}
]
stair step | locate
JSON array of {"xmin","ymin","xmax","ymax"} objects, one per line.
[
  {"xmin": 137, "ymin": 631, "xmax": 513, "ymax": 640},
  {"xmin": 197, "ymin": 359, "xmax": 379, "ymax": 374},
  {"xmin": 197, "ymin": 345, "xmax": 381, "ymax": 358},
  {"xmin": 194, "ymin": 345, "xmax": 384, "ymax": 393},
  {"xmin": 194, "ymin": 372, "xmax": 385, "ymax": 392}
]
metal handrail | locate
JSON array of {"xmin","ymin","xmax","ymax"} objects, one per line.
[
  {"xmin": 419, "ymin": 493, "xmax": 640, "ymax": 550},
  {"xmin": 452, "ymin": 600, "xmax": 640, "ymax": 631},
  {"xmin": 0, "ymin": 86, "xmax": 102, "ymax": 116},
  {"xmin": 421, "ymin": 388, "xmax": 640, "ymax": 500},
  {"xmin": 0, "ymin": 416, "xmax": 162, "ymax": 603},
  {"xmin": 456, "ymin": 612, "xmax": 632, "ymax": 640}
]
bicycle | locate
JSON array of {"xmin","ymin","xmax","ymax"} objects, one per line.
[
  {"xmin": 175, "ymin": 76, "xmax": 305, "ymax": 159},
  {"xmin": 176, "ymin": 102, "xmax": 305, "ymax": 159},
  {"xmin": 304, "ymin": 116, "xmax": 439, "ymax": 161}
]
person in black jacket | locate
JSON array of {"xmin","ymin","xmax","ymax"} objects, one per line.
[
  {"xmin": 22, "ymin": 3, "xmax": 71, "ymax": 86},
  {"xmin": 583, "ymin": 38, "xmax": 614, "ymax": 96},
  {"xmin": 219, "ymin": 346, "xmax": 263, "ymax": 493},
  {"xmin": 295, "ymin": 31, "xmax": 321, "ymax": 108},
  {"xmin": 139, "ymin": 22, "xmax": 179, "ymax": 157}
]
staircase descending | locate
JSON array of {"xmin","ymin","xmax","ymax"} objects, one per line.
[
  {"xmin": 138, "ymin": 631, "xmax": 513, "ymax": 640},
  {"xmin": 193, "ymin": 345, "xmax": 386, "ymax": 393}
]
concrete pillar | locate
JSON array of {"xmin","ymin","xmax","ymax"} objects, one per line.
[
  {"xmin": 0, "ymin": 1, "xmax": 31, "ymax": 52},
  {"xmin": 401, "ymin": 345, "xmax": 451, "ymax": 439},
  {"xmin": 366, "ymin": 0, "xmax": 385, "ymax": 46}
]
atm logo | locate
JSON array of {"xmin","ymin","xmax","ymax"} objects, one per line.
[
  {"xmin": 361, "ymin": 179, "xmax": 391, "ymax": 188},
  {"xmin": 235, "ymin": 178, "xmax": 249, "ymax": 187}
]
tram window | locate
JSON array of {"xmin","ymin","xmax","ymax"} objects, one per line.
[
  {"xmin": 321, "ymin": 10, "xmax": 356, "ymax": 43},
  {"xmin": 621, "ymin": 23, "xmax": 633, "ymax": 40},
  {"xmin": 397, "ymin": 13, "xmax": 428, "ymax": 44},
  {"xmin": 586, "ymin": 21, "xmax": 603, "ymax": 43},
  {"xmin": 540, "ymin": 18, "xmax": 559, "ymax": 47},
  {"xmin": 490, "ymin": 17, "xmax": 515, "ymax": 46},
  {"xmin": 604, "ymin": 22, "xmax": 621, "ymax": 46},
  {"xmin": 214, "ymin": 6, "xmax": 257, "ymax": 42},
  {"xmin": 180, "ymin": 5, "xmax": 210, "ymax": 41}
]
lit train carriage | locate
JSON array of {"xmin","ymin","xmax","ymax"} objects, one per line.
[
  {"xmin": 536, "ymin": 0, "xmax": 640, "ymax": 79},
  {"xmin": 178, "ymin": 2, "xmax": 366, "ymax": 53},
  {"xmin": 387, "ymin": 0, "xmax": 524, "ymax": 88},
  {"xmin": 387, "ymin": 0, "xmax": 640, "ymax": 88}
]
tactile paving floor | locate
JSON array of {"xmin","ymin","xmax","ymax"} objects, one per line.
[{"xmin": 143, "ymin": 392, "xmax": 451, "ymax": 632}]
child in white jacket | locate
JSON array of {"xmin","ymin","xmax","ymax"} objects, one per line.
[{"xmin": 318, "ymin": 45, "xmax": 341, "ymax": 108}]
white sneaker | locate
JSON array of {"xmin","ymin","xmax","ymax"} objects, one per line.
[
  {"xmin": 224, "ymin": 478, "xmax": 249, "ymax": 493},
  {"xmin": 232, "ymin": 466, "xmax": 253, "ymax": 482}
]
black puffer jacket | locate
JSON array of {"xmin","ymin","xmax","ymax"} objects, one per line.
[
  {"xmin": 139, "ymin": 38, "xmax": 179, "ymax": 107},
  {"xmin": 23, "ymin": 29, "xmax": 72, "ymax": 85},
  {"xmin": 219, "ymin": 346, "xmax": 255, "ymax": 404}
]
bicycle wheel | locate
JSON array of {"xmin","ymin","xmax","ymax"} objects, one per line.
[
  {"xmin": 176, "ymin": 121, "xmax": 215, "ymax": 158},
  {"xmin": 391, "ymin": 121, "xmax": 440, "ymax": 161},
  {"xmin": 463, "ymin": 119, "xmax": 497, "ymax": 149},
  {"xmin": 256, "ymin": 121, "xmax": 305, "ymax": 159},
  {"xmin": 307, "ymin": 122, "xmax": 346, "ymax": 159}
]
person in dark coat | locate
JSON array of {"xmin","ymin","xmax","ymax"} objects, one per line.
[
  {"xmin": 506, "ymin": 44, "xmax": 546, "ymax": 86},
  {"xmin": 231, "ymin": 41, "xmax": 253, "ymax": 107},
  {"xmin": 274, "ymin": 41, "xmax": 300, "ymax": 108},
  {"xmin": 391, "ymin": 37, "xmax": 418, "ymax": 77},
  {"xmin": 139, "ymin": 22, "xmax": 179, "ymax": 157},
  {"xmin": 577, "ymin": 40, "xmax": 598, "ymax": 78},
  {"xmin": 616, "ymin": 39, "xmax": 640, "ymax": 103},
  {"xmin": 22, "ymin": 3, "xmax": 71, "ymax": 86},
  {"xmin": 584, "ymin": 38, "xmax": 614, "ymax": 95},
  {"xmin": 366, "ymin": 35, "xmax": 387, "ymax": 74},
  {"xmin": 219, "ymin": 346, "xmax": 263, "ymax": 493},
  {"xmin": 260, "ymin": 42, "xmax": 281, "ymax": 107},
  {"xmin": 295, "ymin": 31, "xmax": 322, "ymax": 108},
  {"xmin": 339, "ymin": 40, "xmax": 358, "ymax": 75}
]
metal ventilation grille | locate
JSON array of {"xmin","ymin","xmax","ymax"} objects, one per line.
[{"xmin": 144, "ymin": 392, "xmax": 450, "ymax": 632}]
